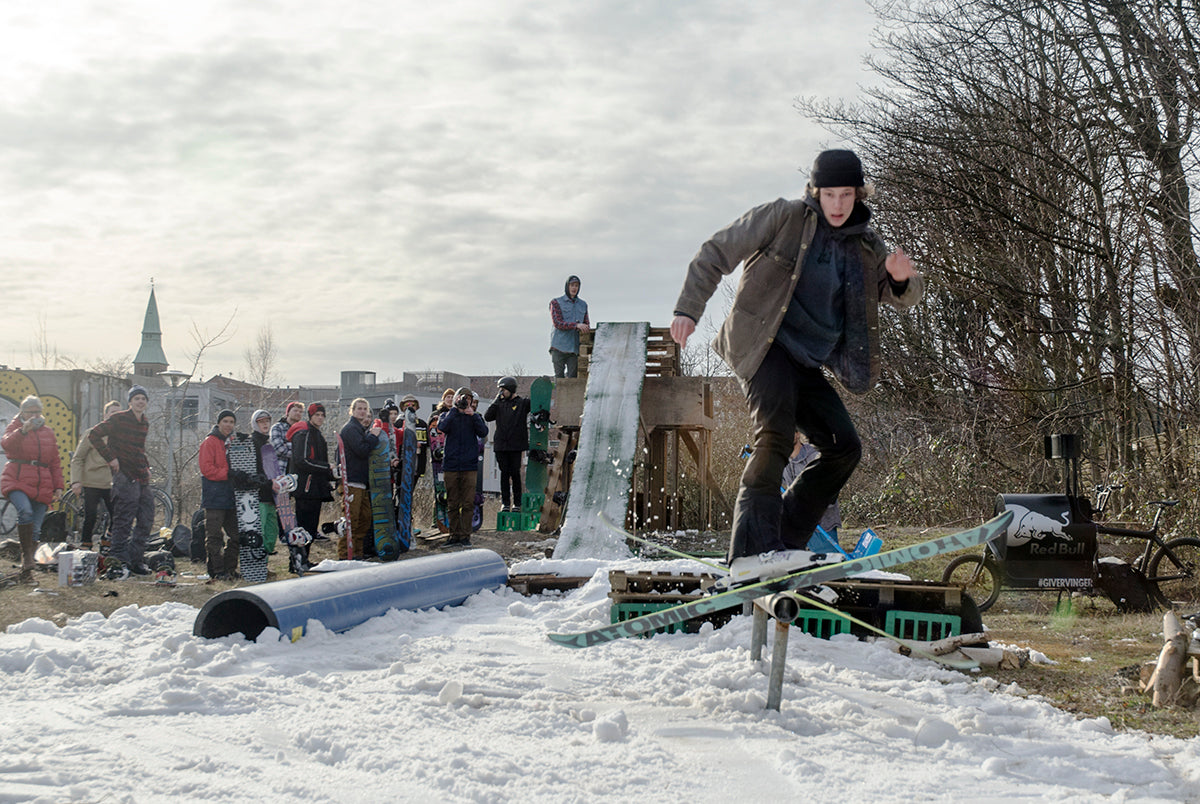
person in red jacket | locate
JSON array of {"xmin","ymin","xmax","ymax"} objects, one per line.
[
  {"xmin": 1, "ymin": 396, "xmax": 64, "ymax": 580},
  {"xmin": 199, "ymin": 409, "xmax": 239, "ymax": 580}
]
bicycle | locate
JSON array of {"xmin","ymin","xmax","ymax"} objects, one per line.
[
  {"xmin": 0, "ymin": 497, "xmax": 16, "ymax": 535},
  {"xmin": 59, "ymin": 485, "xmax": 175, "ymax": 543},
  {"xmin": 1091, "ymin": 485, "xmax": 1200, "ymax": 608},
  {"xmin": 945, "ymin": 482, "xmax": 1200, "ymax": 614}
]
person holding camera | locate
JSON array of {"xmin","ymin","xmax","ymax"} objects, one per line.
[
  {"xmin": 1, "ymin": 395, "xmax": 64, "ymax": 580},
  {"xmin": 484, "ymin": 377, "xmax": 531, "ymax": 512},
  {"xmin": 436, "ymin": 387, "xmax": 488, "ymax": 545}
]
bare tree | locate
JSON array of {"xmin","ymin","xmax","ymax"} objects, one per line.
[
  {"xmin": 87, "ymin": 355, "xmax": 132, "ymax": 378},
  {"xmin": 28, "ymin": 313, "xmax": 70, "ymax": 369},
  {"xmin": 153, "ymin": 313, "xmax": 237, "ymax": 521},
  {"xmin": 243, "ymin": 322, "xmax": 280, "ymax": 408},
  {"xmin": 794, "ymin": 0, "xmax": 1200, "ymax": 523}
]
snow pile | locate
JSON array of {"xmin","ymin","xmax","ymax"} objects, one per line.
[{"xmin": 2, "ymin": 560, "xmax": 1199, "ymax": 802}]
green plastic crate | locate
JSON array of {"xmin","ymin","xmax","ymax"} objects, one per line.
[
  {"xmin": 885, "ymin": 610, "xmax": 961, "ymax": 641},
  {"xmin": 610, "ymin": 601, "xmax": 689, "ymax": 634},
  {"xmin": 497, "ymin": 510, "xmax": 541, "ymax": 531},
  {"xmin": 792, "ymin": 609, "xmax": 852, "ymax": 639},
  {"xmin": 521, "ymin": 492, "xmax": 545, "ymax": 513}
]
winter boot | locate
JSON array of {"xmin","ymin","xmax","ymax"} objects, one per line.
[{"xmin": 17, "ymin": 522, "xmax": 36, "ymax": 581}]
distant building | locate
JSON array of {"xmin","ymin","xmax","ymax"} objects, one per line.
[{"xmin": 132, "ymin": 285, "xmax": 169, "ymax": 379}]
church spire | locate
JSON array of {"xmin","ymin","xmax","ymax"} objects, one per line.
[{"xmin": 133, "ymin": 281, "xmax": 169, "ymax": 378}]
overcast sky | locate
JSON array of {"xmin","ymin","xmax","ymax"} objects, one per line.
[{"xmin": 0, "ymin": 0, "xmax": 878, "ymax": 386}]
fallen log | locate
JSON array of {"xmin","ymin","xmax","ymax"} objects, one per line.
[{"xmin": 1141, "ymin": 611, "xmax": 1191, "ymax": 707}]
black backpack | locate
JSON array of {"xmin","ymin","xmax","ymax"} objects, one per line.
[
  {"xmin": 189, "ymin": 509, "xmax": 207, "ymax": 562},
  {"xmin": 42, "ymin": 510, "xmax": 68, "ymax": 542}
]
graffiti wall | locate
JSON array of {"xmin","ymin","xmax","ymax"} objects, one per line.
[{"xmin": 0, "ymin": 370, "xmax": 78, "ymax": 478}]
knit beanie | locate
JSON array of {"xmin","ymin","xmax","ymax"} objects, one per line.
[
  {"xmin": 809, "ymin": 149, "xmax": 864, "ymax": 188},
  {"xmin": 128, "ymin": 385, "xmax": 149, "ymax": 402},
  {"xmin": 285, "ymin": 401, "xmax": 304, "ymax": 414},
  {"xmin": 308, "ymin": 403, "xmax": 326, "ymax": 418},
  {"xmin": 217, "ymin": 409, "xmax": 236, "ymax": 423}
]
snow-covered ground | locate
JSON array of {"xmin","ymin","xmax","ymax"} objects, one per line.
[{"xmin": 2, "ymin": 555, "xmax": 1198, "ymax": 803}]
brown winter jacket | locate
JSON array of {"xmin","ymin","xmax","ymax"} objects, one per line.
[{"xmin": 672, "ymin": 197, "xmax": 924, "ymax": 393}]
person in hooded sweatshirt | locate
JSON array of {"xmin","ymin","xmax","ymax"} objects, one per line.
[
  {"xmin": 199, "ymin": 409, "xmax": 240, "ymax": 580},
  {"xmin": 669, "ymin": 149, "xmax": 924, "ymax": 587},
  {"xmin": 548, "ymin": 274, "xmax": 589, "ymax": 378}
]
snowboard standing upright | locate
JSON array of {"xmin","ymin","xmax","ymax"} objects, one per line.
[
  {"xmin": 369, "ymin": 423, "xmax": 400, "ymax": 559},
  {"xmin": 524, "ymin": 377, "xmax": 553, "ymax": 507},
  {"xmin": 336, "ymin": 433, "xmax": 354, "ymax": 560},
  {"xmin": 261, "ymin": 442, "xmax": 305, "ymax": 575},
  {"xmin": 227, "ymin": 433, "xmax": 268, "ymax": 583},
  {"xmin": 427, "ymin": 421, "xmax": 449, "ymax": 533},
  {"xmin": 472, "ymin": 434, "xmax": 485, "ymax": 532},
  {"xmin": 395, "ymin": 409, "xmax": 418, "ymax": 550}
]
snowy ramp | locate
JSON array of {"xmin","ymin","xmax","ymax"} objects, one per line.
[{"xmin": 552, "ymin": 321, "xmax": 648, "ymax": 559}]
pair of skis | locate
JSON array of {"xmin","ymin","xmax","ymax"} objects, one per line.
[{"xmin": 547, "ymin": 511, "xmax": 1012, "ymax": 666}]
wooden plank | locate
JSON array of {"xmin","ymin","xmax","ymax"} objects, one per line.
[
  {"xmin": 679, "ymin": 429, "xmax": 733, "ymax": 516},
  {"xmin": 638, "ymin": 378, "xmax": 713, "ymax": 430}
]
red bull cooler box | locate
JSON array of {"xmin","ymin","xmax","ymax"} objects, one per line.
[{"xmin": 992, "ymin": 494, "xmax": 1098, "ymax": 592}]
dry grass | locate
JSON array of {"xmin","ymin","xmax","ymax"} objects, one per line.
[{"xmin": 873, "ymin": 524, "xmax": 1200, "ymax": 740}]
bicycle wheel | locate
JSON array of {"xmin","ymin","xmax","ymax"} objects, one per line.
[
  {"xmin": 942, "ymin": 554, "xmax": 1002, "ymax": 612},
  {"xmin": 0, "ymin": 498, "xmax": 15, "ymax": 535},
  {"xmin": 152, "ymin": 487, "xmax": 174, "ymax": 530},
  {"xmin": 61, "ymin": 489, "xmax": 111, "ymax": 544},
  {"xmin": 60, "ymin": 489, "xmax": 83, "ymax": 536},
  {"xmin": 1147, "ymin": 537, "xmax": 1200, "ymax": 608}
]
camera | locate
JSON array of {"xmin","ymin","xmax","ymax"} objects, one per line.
[{"xmin": 455, "ymin": 395, "xmax": 471, "ymax": 410}]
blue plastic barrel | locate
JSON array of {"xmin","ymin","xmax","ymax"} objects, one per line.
[{"xmin": 193, "ymin": 548, "xmax": 509, "ymax": 641}]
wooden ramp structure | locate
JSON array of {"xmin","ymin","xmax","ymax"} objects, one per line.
[
  {"xmin": 552, "ymin": 322, "xmax": 649, "ymax": 559},
  {"xmin": 548, "ymin": 323, "xmax": 728, "ymax": 558}
]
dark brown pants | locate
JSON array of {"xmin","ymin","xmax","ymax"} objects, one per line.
[
  {"xmin": 443, "ymin": 470, "xmax": 476, "ymax": 540},
  {"xmin": 205, "ymin": 508, "xmax": 239, "ymax": 576}
]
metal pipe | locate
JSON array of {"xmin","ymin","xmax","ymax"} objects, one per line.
[
  {"xmin": 766, "ymin": 591, "xmax": 803, "ymax": 623},
  {"xmin": 193, "ymin": 548, "xmax": 509, "ymax": 642}
]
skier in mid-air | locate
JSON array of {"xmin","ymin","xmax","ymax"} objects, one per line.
[{"xmin": 669, "ymin": 149, "xmax": 924, "ymax": 586}]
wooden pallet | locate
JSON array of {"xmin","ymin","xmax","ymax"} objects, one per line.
[
  {"xmin": 826, "ymin": 578, "xmax": 963, "ymax": 609},
  {"xmin": 577, "ymin": 326, "xmax": 680, "ymax": 379},
  {"xmin": 507, "ymin": 574, "xmax": 591, "ymax": 596},
  {"xmin": 537, "ymin": 426, "xmax": 579, "ymax": 534},
  {"xmin": 608, "ymin": 569, "xmax": 719, "ymax": 599}
]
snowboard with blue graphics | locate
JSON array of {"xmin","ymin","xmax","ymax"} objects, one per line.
[
  {"xmin": 548, "ymin": 510, "xmax": 1012, "ymax": 648},
  {"xmin": 396, "ymin": 409, "xmax": 418, "ymax": 550},
  {"xmin": 370, "ymin": 423, "xmax": 400, "ymax": 559}
]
